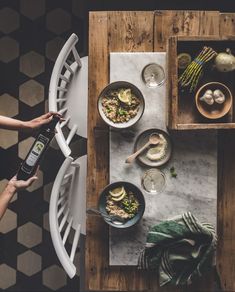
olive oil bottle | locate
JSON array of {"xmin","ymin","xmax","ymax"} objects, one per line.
[{"xmin": 17, "ymin": 116, "xmax": 60, "ymax": 180}]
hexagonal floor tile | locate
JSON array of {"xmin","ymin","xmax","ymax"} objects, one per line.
[
  {"xmin": 43, "ymin": 212, "xmax": 49, "ymax": 231},
  {"xmin": 19, "ymin": 80, "xmax": 44, "ymax": 107},
  {"xmin": 46, "ymin": 8, "xmax": 71, "ymax": 35},
  {"xmin": 0, "ymin": 94, "xmax": 19, "ymax": 117},
  {"xmin": 20, "ymin": 0, "xmax": 45, "ymax": 20},
  {"xmin": 46, "ymin": 37, "xmax": 65, "ymax": 62},
  {"xmin": 0, "ymin": 7, "xmax": 19, "ymax": 33},
  {"xmin": 18, "ymin": 137, "xmax": 35, "ymax": 159},
  {"xmin": 42, "ymin": 265, "xmax": 67, "ymax": 290},
  {"xmin": 17, "ymin": 250, "xmax": 41, "ymax": 276},
  {"xmin": 0, "ymin": 37, "xmax": 19, "ymax": 63},
  {"xmin": 20, "ymin": 51, "xmax": 45, "ymax": 77},
  {"xmin": 0, "ymin": 129, "xmax": 18, "ymax": 149},
  {"xmin": 0, "ymin": 209, "xmax": 17, "ymax": 234},
  {"xmin": 17, "ymin": 221, "xmax": 42, "ymax": 248},
  {"xmin": 0, "ymin": 264, "xmax": 16, "ymax": 289},
  {"xmin": 43, "ymin": 182, "xmax": 53, "ymax": 202},
  {"xmin": 27, "ymin": 169, "xmax": 43, "ymax": 192},
  {"xmin": 44, "ymin": 99, "xmax": 49, "ymax": 112}
]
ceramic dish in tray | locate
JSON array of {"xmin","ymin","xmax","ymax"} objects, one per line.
[
  {"xmin": 134, "ymin": 128, "xmax": 172, "ymax": 167},
  {"xmin": 97, "ymin": 81, "xmax": 145, "ymax": 129},
  {"xmin": 98, "ymin": 181, "xmax": 145, "ymax": 228},
  {"xmin": 195, "ymin": 82, "xmax": 232, "ymax": 119}
]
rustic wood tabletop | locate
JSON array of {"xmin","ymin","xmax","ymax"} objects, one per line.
[{"xmin": 86, "ymin": 10, "xmax": 235, "ymax": 291}]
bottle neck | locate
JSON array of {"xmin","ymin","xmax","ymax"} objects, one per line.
[{"xmin": 47, "ymin": 116, "xmax": 60, "ymax": 130}]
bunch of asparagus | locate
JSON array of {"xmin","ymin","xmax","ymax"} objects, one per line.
[{"xmin": 178, "ymin": 46, "xmax": 217, "ymax": 92}]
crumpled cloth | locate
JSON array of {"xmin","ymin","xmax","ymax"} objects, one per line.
[{"xmin": 138, "ymin": 212, "xmax": 217, "ymax": 286}]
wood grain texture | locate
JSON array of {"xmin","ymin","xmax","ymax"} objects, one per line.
[
  {"xmin": 154, "ymin": 10, "xmax": 220, "ymax": 51},
  {"xmin": 108, "ymin": 11, "xmax": 153, "ymax": 52},
  {"xmin": 86, "ymin": 11, "xmax": 110, "ymax": 291},
  {"xmin": 220, "ymin": 13, "xmax": 235, "ymax": 36},
  {"xmin": 166, "ymin": 36, "xmax": 178, "ymax": 129},
  {"xmin": 86, "ymin": 10, "xmax": 234, "ymax": 292},
  {"xmin": 177, "ymin": 123, "xmax": 235, "ymax": 130},
  {"xmin": 86, "ymin": 11, "xmax": 153, "ymax": 291},
  {"xmin": 217, "ymin": 13, "xmax": 235, "ymax": 292}
]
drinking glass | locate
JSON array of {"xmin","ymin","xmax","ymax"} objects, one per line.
[
  {"xmin": 141, "ymin": 63, "xmax": 165, "ymax": 88},
  {"xmin": 141, "ymin": 168, "xmax": 166, "ymax": 194}
]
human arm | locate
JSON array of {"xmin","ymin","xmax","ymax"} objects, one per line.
[
  {"xmin": 0, "ymin": 112, "xmax": 62, "ymax": 131},
  {"xmin": 0, "ymin": 175, "xmax": 37, "ymax": 220}
]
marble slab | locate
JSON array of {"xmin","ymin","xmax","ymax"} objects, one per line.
[{"xmin": 109, "ymin": 52, "xmax": 217, "ymax": 266}]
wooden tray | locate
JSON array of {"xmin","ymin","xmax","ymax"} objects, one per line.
[{"xmin": 167, "ymin": 36, "xmax": 235, "ymax": 130}]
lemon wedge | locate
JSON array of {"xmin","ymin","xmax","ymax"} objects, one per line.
[
  {"xmin": 109, "ymin": 186, "xmax": 125, "ymax": 198},
  {"xmin": 117, "ymin": 89, "xmax": 132, "ymax": 104},
  {"xmin": 177, "ymin": 53, "xmax": 191, "ymax": 69},
  {"xmin": 112, "ymin": 191, "xmax": 127, "ymax": 202}
]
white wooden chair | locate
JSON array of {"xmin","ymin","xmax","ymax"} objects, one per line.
[
  {"xmin": 49, "ymin": 155, "xmax": 87, "ymax": 279},
  {"xmin": 49, "ymin": 33, "xmax": 88, "ymax": 157}
]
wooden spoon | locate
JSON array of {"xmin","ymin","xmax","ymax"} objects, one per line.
[{"xmin": 125, "ymin": 133, "xmax": 160, "ymax": 164}]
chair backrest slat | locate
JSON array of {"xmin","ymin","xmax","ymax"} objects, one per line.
[
  {"xmin": 60, "ymin": 116, "xmax": 70, "ymax": 128},
  {"xmin": 57, "ymin": 194, "xmax": 66, "ymax": 206},
  {"xmin": 66, "ymin": 125, "xmax": 78, "ymax": 145},
  {"xmin": 57, "ymin": 201, "xmax": 68, "ymax": 219},
  {"xmin": 64, "ymin": 62, "xmax": 74, "ymax": 75},
  {"xmin": 72, "ymin": 47, "xmax": 82, "ymax": 67},
  {"xmin": 62, "ymin": 217, "xmax": 73, "ymax": 245},
  {"xmin": 57, "ymin": 87, "xmax": 68, "ymax": 92},
  {"xmin": 60, "ymin": 74, "xmax": 70, "ymax": 83},
  {"xmin": 59, "ymin": 208, "xmax": 70, "ymax": 232},
  {"xmin": 70, "ymin": 223, "xmax": 81, "ymax": 261},
  {"xmin": 58, "ymin": 108, "xmax": 68, "ymax": 115}
]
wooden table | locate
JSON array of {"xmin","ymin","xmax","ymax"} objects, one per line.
[{"xmin": 86, "ymin": 11, "xmax": 235, "ymax": 291}]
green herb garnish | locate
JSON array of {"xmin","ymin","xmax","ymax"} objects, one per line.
[
  {"xmin": 170, "ymin": 166, "xmax": 177, "ymax": 178},
  {"xmin": 118, "ymin": 108, "xmax": 127, "ymax": 116},
  {"xmin": 106, "ymin": 106, "xmax": 112, "ymax": 113}
]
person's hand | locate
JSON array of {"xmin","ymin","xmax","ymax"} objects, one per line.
[
  {"xmin": 24, "ymin": 112, "xmax": 63, "ymax": 131},
  {"xmin": 8, "ymin": 175, "xmax": 38, "ymax": 191}
]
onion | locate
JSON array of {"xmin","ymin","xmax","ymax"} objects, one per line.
[{"xmin": 215, "ymin": 49, "xmax": 235, "ymax": 72}]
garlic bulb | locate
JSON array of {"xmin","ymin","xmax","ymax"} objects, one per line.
[
  {"xmin": 200, "ymin": 90, "xmax": 214, "ymax": 105},
  {"xmin": 213, "ymin": 89, "xmax": 225, "ymax": 104},
  {"xmin": 205, "ymin": 89, "xmax": 213, "ymax": 96}
]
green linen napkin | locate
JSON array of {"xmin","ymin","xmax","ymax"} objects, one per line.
[{"xmin": 138, "ymin": 212, "xmax": 217, "ymax": 286}]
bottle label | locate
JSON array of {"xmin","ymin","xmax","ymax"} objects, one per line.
[{"xmin": 22, "ymin": 134, "xmax": 49, "ymax": 174}]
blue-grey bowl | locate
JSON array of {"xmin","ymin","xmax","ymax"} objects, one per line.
[{"xmin": 98, "ymin": 181, "xmax": 145, "ymax": 228}]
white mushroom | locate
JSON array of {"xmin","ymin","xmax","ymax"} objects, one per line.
[
  {"xmin": 200, "ymin": 90, "xmax": 214, "ymax": 105},
  {"xmin": 213, "ymin": 89, "xmax": 225, "ymax": 104}
]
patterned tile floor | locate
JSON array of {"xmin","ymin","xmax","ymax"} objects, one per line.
[{"xmin": 0, "ymin": 0, "xmax": 86, "ymax": 291}]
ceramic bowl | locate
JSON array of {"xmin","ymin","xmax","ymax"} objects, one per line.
[
  {"xmin": 134, "ymin": 128, "xmax": 172, "ymax": 167},
  {"xmin": 98, "ymin": 181, "xmax": 145, "ymax": 228},
  {"xmin": 195, "ymin": 82, "xmax": 232, "ymax": 119},
  {"xmin": 97, "ymin": 81, "xmax": 145, "ymax": 129}
]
